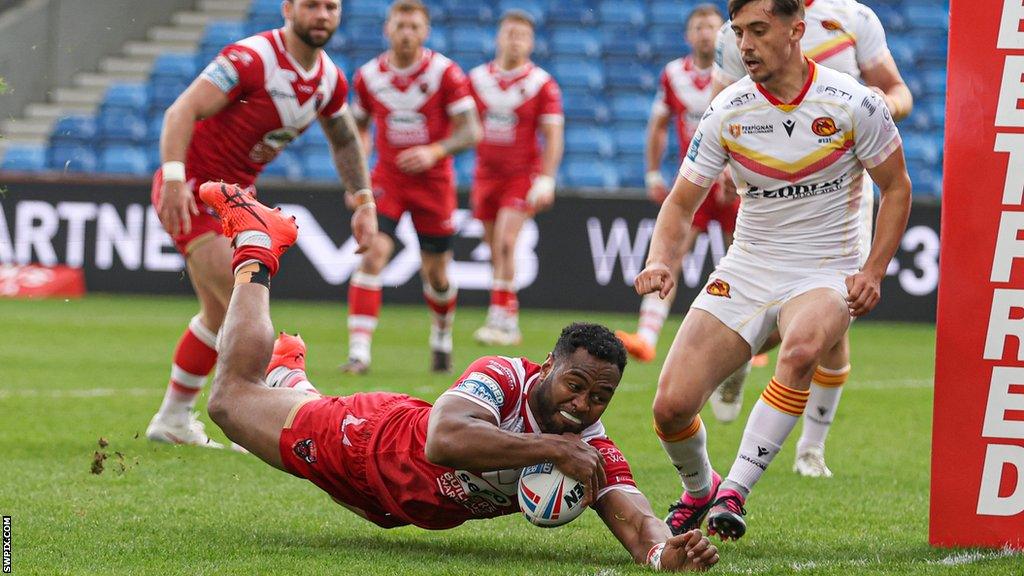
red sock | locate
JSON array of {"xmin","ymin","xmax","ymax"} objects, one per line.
[
  {"xmin": 158, "ymin": 316, "xmax": 218, "ymax": 417},
  {"xmin": 424, "ymin": 284, "xmax": 458, "ymax": 318},
  {"xmin": 233, "ymin": 246, "xmax": 279, "ymax": 276}
]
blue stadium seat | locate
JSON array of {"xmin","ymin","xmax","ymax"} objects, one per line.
[
  {"xmin": 102, "ymin": 83, "xmax": 150, "ymax": 116},
  {"xmin": 455, "ymin": 150, "xmax": 476, "ymax": 185},
  {"xmin": 98, "ymin": 112, "xmax": 148, "ymax": 144},
  {"xmin": 605, "ymin": 61, "xmax": 656, "ymax": 93},
  {"xmin": 922, "ymin": 69, "xmax": 947, "ymax": 97},
  {"xmin": 303, "ymin": 152, "xmax": 338, "ymax": 181},
  {"xmin": 616, "ymin": 158, "xmax": 645, "ymax": 188},
  {"xmin": 497, "ymin": 0, "xmax": 546, "ymax": 25},
  {"xmin": 344, "ymin": 26, "xmax": 388, "ymax": 53},
  {"xmin": 451, "ymin": 26, "xmax": 494, "ymax": 54},
  {"xmin": 602, "ymin": 28, "xmax": 651, "ymax": 60},
  {"xmin": 350, "ymin": 49, "xmax": 383, "ymax": 69},
  {"xmin": 547, "ymin": 5, "xmax": 597, "ymax": 26},
  {"xmin": 611, "ymin": 125, "xmax": 646, "ymax": 155},
  {"xmin": 551, "ymin": 60, "xmax": 604, "ymax": 90},
  {"xmin": 903, "ymin": 5, "xmax": 948, "ymax": 32},
  {"xmin": 648, "ymin": 25, "xmax": 688, "ymax": 61},
  {"xmin": 100, "ymin": 145, "xmax": 150, "ymax": 176},
  {"xmin": 262, "ymin": 150, "xmax": 304, "ymax": 181},
  {"xmin": 151, "ymin": 53, "xmax": 198, "ymax": 81},
  {"xmin": 611, "ymin": 93, "xmax": 652, "ymax": 123},
  {"xmin": 248, "ymin": 0, "xmax": 279, "ymax": 18},
  {"xmin": 650, "ymin": 0, "xmax": 691, "ymax": 27},
  {"xmin": 49, "ymin": 144, "xmax": 98, "ymax": 173},
  {"xmin": 866, "ymin": 4, "xmax": 906, "ymax": 33},
  {"xmin": 598, "ymin": 0, "xmax": 646, "ymax": 28},
  {"xmin": 902, "ymin": 133, "xmax": 941, "ymax": 165},
  {"xmin": 426, "ymin": 27, "xmax": 449, "ymax": 53},
  {"xmin": 564, "ymin": 159, "xmax": 620, "ymax": 189},
  {"xmin": 1, "ymin": 145, "xmax": 46, "ymax": 171},
  {"xmin": 346, "ymin": 1, "xmax": 388, "ymax": 22},
  {"xmin": 149, "ymin": 77, "xmax": 188, "ymax": 113},
  {"xmin": 247, "ymin": 15, "xmax": 284, "ymax": 35},
  {"xmin": 561, "ymin": 92, "xmax": 610, "ymax": 123},
  {"xmin": 887, "ymin": 36, "xmax": 917, "ymax": 68},
  {"xmin": 298, "ymin": 123, "xmax": 330, "ymax": 152},
  {"xmin": 50, "ymin": 115, "xmax": 97, "ymax": 145},
  {"xmin": 443, "ymin": 0, "xmax": 495, "ymax": 24},
  {"xmin": 550, "ymin": 29, "xmax": 602, "ymax": 58},
  {"xmin": 202, "ymin": 21, "xmax": 247, "ymax": 49},
  {"xmin": 147, "ymin": 115, "xmax": 164, "ymax": 145},
  {"xmin": 565, "ymin": 125, "xmax": 615, "ymax": 158}
]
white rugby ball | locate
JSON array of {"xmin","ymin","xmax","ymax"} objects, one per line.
[{"xmin": 518, "ymin": 463, "xmax": 588, "ymax": 527}]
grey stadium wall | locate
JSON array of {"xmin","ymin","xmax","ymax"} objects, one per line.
[{"xmin": 0, "ymin": 176, "xmax": 939, "ymax": 321}]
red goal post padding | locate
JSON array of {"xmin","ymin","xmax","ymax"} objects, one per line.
[{"xmin": 931, "ymin": 0, "xmax": 1024, "ymax": 548}]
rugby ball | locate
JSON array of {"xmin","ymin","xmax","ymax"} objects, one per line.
[{"xmin": 518, "ymin": 463, "xmax": 588, "ymax": 527}]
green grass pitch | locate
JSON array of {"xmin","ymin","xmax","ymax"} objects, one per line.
[{"xmin": 0, "ymin": 295, "xmax": 1017, "ymax": 575}]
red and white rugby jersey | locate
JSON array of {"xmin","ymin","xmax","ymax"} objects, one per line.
[
  {"xmin": 652, "ymin": 56, "xmax": 714, "ymax": 159},
  {"xmin": 188, "ymin": 28, "xmax": 348, "ymax": 186},
  {"xmin": 680, "ymin": 60, "xmax": 901, "ymax": 269},
  {"xmin": 469, "ymin": 61, "xmax": 563, "ymax": 175},
  {"xmin": 368, "ymin": 355, "xmax": 638, "ymax": 530},
  {"xmin": 714, "ymin": 0, "xmax": 891, "ymax": 85},
  {"xmin": 352, "ymin": 49, "xmax": 475, "ymax": 181}
]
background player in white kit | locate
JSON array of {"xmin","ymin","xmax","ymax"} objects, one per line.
[
  {"xmin": 469, "ymin": 10, "xmax": 564, "ymax": 347},
  {"xmin": 615, "ymin": 5, "xmax": 740, "ymax": 365},
  {"xmin": 635, "ymin": 0, "xmax": 912, "ymax": 540},
  {"xmin": 710, "ymin": 0, "xmax": 914, "ymax": 479},
  {"xmin": 147, "ymin": 0, "xmax": 376, "ymax": 447}
]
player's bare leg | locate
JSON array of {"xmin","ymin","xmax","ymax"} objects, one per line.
[
  {"xmin": 342, "ymin": 233, "xmax": 394, "ymax": 374},
  {"xmin": 198, "ymin": 182, "xmax": 308, "ymax": 471},
  {"xmin": 652, "ymin": 309, "xmax": 750, "ymax": 536},
  {"xmin": 617, "ymin": 226, "xmax": 701, "ymax": 363},
  {"xmin": 793, "ymin": 331, "xmax": 850, "ymax": 478},
  {"xmin": 421, "ymin": 249, "xmax": 457, "ymax": 373},
  {"xmin": 147, "ymin": 235, "xmax": 233, "ymax": 448},
  {"xmin": 710, "ymin": 288, "xmax": 849, "ymax": 540},
  {"xmin": 476, "ymin": 207, "xmax": 528, "ymax": 346}
]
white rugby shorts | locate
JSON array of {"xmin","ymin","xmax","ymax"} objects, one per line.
[{"xmin": 689, "ymin": 246, "xmax": 854, "ymax": 353}]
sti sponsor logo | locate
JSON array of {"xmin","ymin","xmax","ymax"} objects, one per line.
[
  {"xmin": 978, "ymin": 0, "xmax": 1024, "ymax": 518},
  {"xmin": 728, "ymin": 92, "xmax": 756, "ymax": 108},
  {"xmin": 816, "ymin": 85, "xmax": 853, "ymax": 100},
  {"xmin": 747, "ymin": 176, "xmax": 845, "ymax": 199}
]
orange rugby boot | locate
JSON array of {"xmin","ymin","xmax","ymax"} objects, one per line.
[
  {"xmin": 268, "ymin": 332, "xmax": 307, "ymax": 374},
  {"xmin": 615, "ymin": 330, "xmax": 656, "ymax": 363},
  {"xmin": 198, "ymin": 181, "xmax": 298, "ymax": 269}
]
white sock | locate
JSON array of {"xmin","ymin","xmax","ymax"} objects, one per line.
[
  {"xmin": 797, "ymin": 366, "xmax": 849, "ymax": 453},
  {"xmin": 637, "ymin": 293, "xmax": 671, "ymax": 347},
  {"xmin": 726, "ymin": 379, "xmax": 808, "ymax": 491},
  {"xmin": 658, "ymin": 417, "xmax": 714, "ymax": 498},
  {"xmin": 347, "ymin": 315, "xmax": 377, "ymax": 364}
]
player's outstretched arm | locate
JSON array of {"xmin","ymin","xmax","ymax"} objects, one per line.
[
  {"xmin": 635, "ymin": 176, "xmax": 711, "ymax": 299},
  {"xmin": 644, "ymin": 113, "xmax": 671, "ymax": 203},
  {"xmin": 847, "ymin": 146, "xmax": 912, "ymax": 317},
  {"xmin": 595, "ymin": 490, "xmax": 719, "ymax": 571},
  {"xmin": 320, "ymin": 110, "xmax": 376, "ymax": 253},
  {"xmin": 157, "ymin": 79, "xmax": 231, "ymax": 236},
  {"xmin": 425, "ymin": 395, "xmax": 606, "ymax": 502}
]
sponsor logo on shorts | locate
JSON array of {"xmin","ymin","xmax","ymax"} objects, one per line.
[
  {"xmin": 706, "ymin": 279, "xmax": 732, "ymax": 298},
  {"xmin": 292, "ymin": 438, "xmax": 317, "ymax": 464},
  {"xmin": 811, "ymin": 117, "xmax": 839, "ymax": 137}
]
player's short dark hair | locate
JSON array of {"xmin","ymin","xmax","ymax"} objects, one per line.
[
  {"xmin": 388, "ymin": 0, "xmax": 430, "ymax": 22},
  {"xmin": 686, "ymin": 3, "xmax": 724, "ymax": 28},
  {"xmin": 553, "ymin": 322, "xmax": 627, "ymax": 374},
  {"xmin": 499, "ymin": 9, "xmax": 536, "ymax": 30},
  {"xmin": 727, "ymin": 0, "xmax": 804, "ymax": 20}
]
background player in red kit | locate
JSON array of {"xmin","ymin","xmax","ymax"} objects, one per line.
[
  {"xmin": 469, "ymin": 10, "xmax": 564, "ymax": 347},
  {"xmin": 616, "ymin": 5, "xmax": 737, "ymax": 364},
  {"xmin": 192, "ymin": 181, "xmax": 718, "ymax": 571},
  {"xmin": 344, "ymin": 0, "xmax": 482, "ymax": 375},
  {"xmin": 147, "ymin": 0, "xmax": 376, "ymax": 447}
]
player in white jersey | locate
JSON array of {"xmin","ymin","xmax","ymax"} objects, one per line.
[
  {"xmin": 635, "ymin": 0, "xmax": 911, "ymax": 541},
  {"xmin": 710, "ymin": 0, "xmax": 913, "ymax": 479}
]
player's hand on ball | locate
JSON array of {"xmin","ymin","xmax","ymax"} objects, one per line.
[
  {"xmin": 845, "ymin": 269, "xmax": 882, "ymax": 317},
  {"xmin": 550, "ymin": 433, "xmax": 606, "ymax": 507},
  {"xmin": 396, "ymin": 145, "xmax": 442, "ymax": 173},
  {"xmin": 350, "ymin": 206, "xmax": 377, "ymax": 254},
  {"xmin": 661, "ymin": 530, "xmax": 719, "ymax": 572},
  {"xmin": 527, "ymin": 175, "xmax": 556, "ymax": 212},
  {"xmin": 158, "ymin": 180, "xmax": 198, "ymax": 236},
  {"xmin": 635, "ymin": 262, "xmax": 674, "ymax": 299}
]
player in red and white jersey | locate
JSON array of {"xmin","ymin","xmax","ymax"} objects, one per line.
[
  {"xmin": 343, "ymin": 0, "xmax": 482, "ymax": 375},
  {"xmin": 188, "ymin": 184, "xmax": 720, "ymax": 571},
  {"xmin": 616, "ymin": 5, "xmax": 737, "ymax": 367},
  {"xmin": 635, "ymin": 0, "xmax": 911, "ymax": 540},
  {"xmin": 468, "ymin": 10, "xmax": 564, "ymax": 347},
  {"xmin": 147, "ymin": 0, "xmax": 377, "ymax": 448},
  {"xmin": 709, "ymin": 0, "xmax": 913, "ymax": 479}
]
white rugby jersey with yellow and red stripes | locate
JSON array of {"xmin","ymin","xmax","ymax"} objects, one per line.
[{"xmin": 680, "ymin": 59, "xmax": 900, "ymax": 270}]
